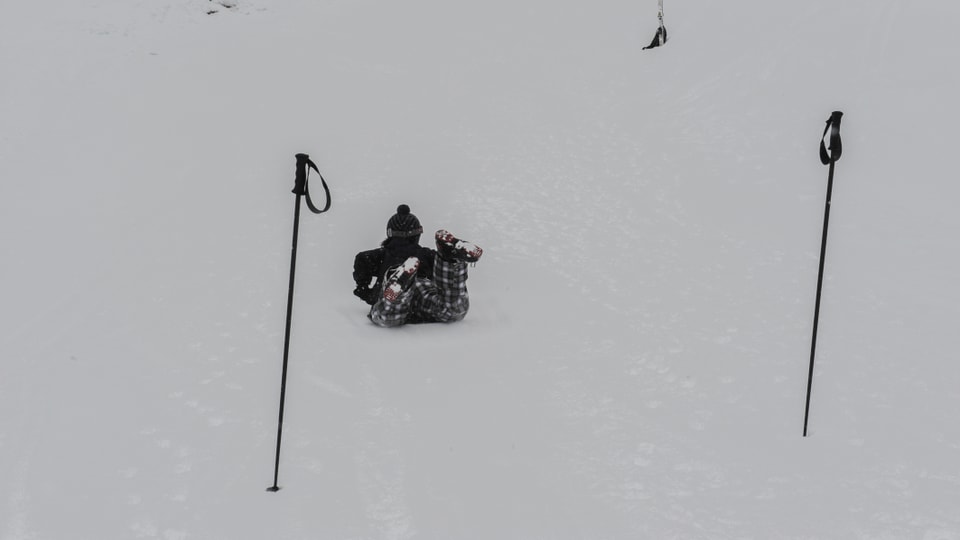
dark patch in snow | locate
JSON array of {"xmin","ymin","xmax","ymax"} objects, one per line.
[{"xmin": 209, "ymin": 0, "xmax": 238, "ymax": 9}]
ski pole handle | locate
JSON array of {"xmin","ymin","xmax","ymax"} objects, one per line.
[
  {"xmin": 820, "ymin": 111, "xmax": 843, "ymax": 164},
  {"xmin": 292, "ymin": 153, "xmax": 332, "ymax": 214},
  {"xmin": 293, "ymin": 153, "xmax": 312, "ymax": 195}
]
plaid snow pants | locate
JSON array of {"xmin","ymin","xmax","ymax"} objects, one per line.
[{"xmin": 369, "ymin": 257, "xmax": 470, "ymax": 328}]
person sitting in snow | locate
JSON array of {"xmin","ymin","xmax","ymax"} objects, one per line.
[{"xmin": 353, "ymin": 204, "xmax": 483, "ymax": 327}]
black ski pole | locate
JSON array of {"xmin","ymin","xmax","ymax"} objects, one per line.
[
  {"xmin": 268, "ymin": 153, "xmax": 331, "ymax": 492},
  {"xmin": 803, "ymin": 111, "xmax": 843, "ymax": 437}
]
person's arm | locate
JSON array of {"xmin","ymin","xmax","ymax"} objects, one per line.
[{"xmin": 353, "ymin": 248, "xmax": 385, "ymax": 304}]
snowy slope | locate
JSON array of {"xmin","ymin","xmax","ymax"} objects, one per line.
[{"xmin": 2, "ymin": 0, "xmax": 960, "ymax": 538}]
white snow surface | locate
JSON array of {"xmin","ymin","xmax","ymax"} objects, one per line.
[{"xmin": 2, "ymin": 1, "xmax": 960, "ymax": 538}]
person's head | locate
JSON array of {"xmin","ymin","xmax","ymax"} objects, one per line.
[{"xmin": 385, "ymin": 204, "xmax": 423, "ymax": 244}]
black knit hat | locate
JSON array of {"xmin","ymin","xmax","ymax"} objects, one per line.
[{"xmin": 386, "ymin": 204, "xmax": 423, "ymax": 238}]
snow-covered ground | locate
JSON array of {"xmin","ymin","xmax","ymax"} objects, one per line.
[{"xmin": 3, "ymin": 0, "xmax": 960, "ymax": 538}]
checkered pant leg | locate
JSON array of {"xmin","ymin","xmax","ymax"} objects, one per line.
[
  {"xmin": 369, "ymin": 287, "xmax": 415, "ymax": 328},
  {"xmin": 368, "ymin": 258, "xmax": 470, "ymax": 327},
  {"xmin": 416, "ymin": 258, "xmax": 469, "ymax": 323}
]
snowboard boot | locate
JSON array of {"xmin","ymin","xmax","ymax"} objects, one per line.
[
  {"xmin": 382, "ymin": 256, "xmax": 420, "ymax": 302},
  {"xmin": 435, "ymin": 230, "xmax": 483, "ymax": 263}
]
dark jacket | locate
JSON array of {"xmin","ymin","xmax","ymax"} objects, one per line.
[{"xmin": 353, "ymin": 237, "xmax": 436, "ymax": 305}]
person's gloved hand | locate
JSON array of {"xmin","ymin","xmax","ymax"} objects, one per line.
[{"xmin": 354, "ymin": 285, "xmax": 376, "ymax": 305}]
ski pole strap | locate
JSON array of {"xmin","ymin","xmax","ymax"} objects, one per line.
[
  {"xmin": 303, "ymin": 163, "xmax": 332, "ymax": 214},
  {"xmin": 819, "ymin": 111, "xmax": 843, "ymax": 165},
  {"xmin": 293, "ymin": 153, "xmax": 332, "ymax": 214}
]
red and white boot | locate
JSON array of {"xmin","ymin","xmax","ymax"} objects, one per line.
[
  {"xmin": 382, "ymin": 257, "xmax": 420, "ymax": 302},
  {"xmin": 435, "ymin": 230, "xmax": 483, "ymax": 263}
]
